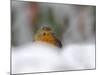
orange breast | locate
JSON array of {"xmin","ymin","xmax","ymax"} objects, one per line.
[{"xmin": 39, "ymin": 33, "xmax": 57, "ymax": 46}]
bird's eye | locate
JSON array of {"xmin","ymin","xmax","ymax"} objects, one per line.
[{"xmin": 43, "ymin": 32, "xmax": 46, "ymax": 36}]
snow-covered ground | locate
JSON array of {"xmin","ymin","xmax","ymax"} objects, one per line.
[{"xmin": 12, "ymin": 42, "xmax": 95, "ymax": 74}]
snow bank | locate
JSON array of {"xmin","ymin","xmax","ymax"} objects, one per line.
[{"xmin": 12, "ymin": 42, "xmax": 95, "ymax": 74}]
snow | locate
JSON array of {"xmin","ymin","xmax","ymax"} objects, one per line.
[{"xmin": 12, "ymin": 42, "xmax": 95, "ymax": 74}]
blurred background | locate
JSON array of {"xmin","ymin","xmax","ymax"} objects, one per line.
[{"xmin": 11, "ymin": 0, "xmax": 96, "ymax": 47}]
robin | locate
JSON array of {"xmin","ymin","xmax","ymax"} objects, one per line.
[{"xmin": 34, "ymin": 26, "xmax": 62, "ymax": 48}]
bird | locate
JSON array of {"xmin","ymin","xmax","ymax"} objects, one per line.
[{"xmin": 34, "ymin": 26, "xmax": 62, "ymax": 48}]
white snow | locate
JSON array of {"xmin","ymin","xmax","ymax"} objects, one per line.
[{"xmin": 12, "ymin": 42, "xmax": 95, "ymax": 74}]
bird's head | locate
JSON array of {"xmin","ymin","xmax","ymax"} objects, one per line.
[{"xmin": 34, "ymin": 25, "xmax": 54, "ymax": 40}]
